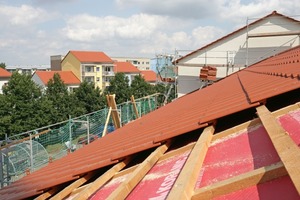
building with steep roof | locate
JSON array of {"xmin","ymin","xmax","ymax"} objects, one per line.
[
  {"xmin": 140, "ymin": 70, "xmax": 157, "ymax": 84},
  {"xmin": 0, "ymin": 68, "xmax": 11, "ymax": 94},
  {"xmin": 32, "ymin": 71, "xmax": 81, "ymax": 92},
  {"xmin": 1, "ymin": 40, "xmax": 300, "ymax": 199},
  {"xmin": 61, "ymin": 50, "xmax": 114, "ymax": 90},
  {"xmin": 114, "ymin": 61, "xmax": 140, "ymax": 85},
  {"xmin": 176, "ymin": 11, "xmax": 300, "ymax": 97}
]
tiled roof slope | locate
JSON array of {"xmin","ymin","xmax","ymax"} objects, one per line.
[
  {"xmin": 35, "ymin": 71, "xmax": 81, "ymax": 85},
  {"xmin": 0, "ymin": 68, "xmax": 11, "ymax": 78},
  {"xmin": 176, "ymin": 11, "xmax": 300, "ymax": 63},
  {"xmin": 140, "ymin": 70, "xmax": 157, "ymax": 82},
  {"xmin": 0, "ymin": 46, "xmax": 300, "ymax": 199},
  {"xmin": 114, "ymin": 62, "xmax": 140, "ymax": 73},
  {"xmin": 69, "ymin": 50, "xmax": 113, "ymax": 63}
]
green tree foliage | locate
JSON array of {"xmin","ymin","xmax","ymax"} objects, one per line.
[
  {"xmin": 45, "ymin": 73, "xmax": 75, "ymax": 123},
  {"xmin": 0, "ymin": 94, "xmax": 11, "ymax": 139},
  {"xmin": 74, "ymin": 81, "xmax": 105, "ymax": 113},
  {"xmin": 131, "ymin": 75, "xmax": 155, "ymax": 99},
  {"xmin": 2, "ymin": 73, "xmax": 43, "ymax": 136},
  {"xmin": 105, "ymin": 73, "xmax": 131, "ymax": 104},
  {"xmin": 0, "ymin": 62, "xmax": 6, "ymax": 69}
]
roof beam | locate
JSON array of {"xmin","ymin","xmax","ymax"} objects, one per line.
[
  {"xmin": 50, "ymin": 172, "xmax": 95, "ymax": 200},
  {"xmin": 256, "ymin": 105, "xmax": 300, "ymax": 195},
  {"xmin": 73, "ymin": 156, "xmax": 132, "ymax": 200},
  {"xmin": 167, "ymin": 126, "xmax": 214, "ymax": 200},
  {"xmin": 212, "ymin": 101, "xmax": 300, "ymax": 142},
  {"xmin": 107, "ymin": 140, "xmax": 172, "ymax": 200},
  {"xmin": 192, "ymin": 161, "xmax": 286, "ymax": 199},
  {"xmin": 248, "ymin": 30, "xmax": 300, "ymax": 38},
  {"xmin": 34, "ymin": 187, "xmax": 60, "ymax": 200}
]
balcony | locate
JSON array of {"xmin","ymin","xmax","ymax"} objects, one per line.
[{"xmin": 104, "ymin": 71, "xmax": 115, "ymax": 76}]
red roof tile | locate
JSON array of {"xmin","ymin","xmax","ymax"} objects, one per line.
[
  {"xmin": 176, "ymin": 11, "xmax": 300, "ymax": 63},
  {"xmin": 0, "ymin": 68, "xmax": 11, "ymax": 78},
  {"xmin": 34, "ymin": 71, "xmax": 81, "ymax": 85},
  {"xmin": 140, "ymin": 70, "xmax": 157, "ymax": 82},
  {"xmin": 1, "ymin": 44, "xmax": 300, "ymax": 199},
  {"xmin": 69, "ymin": 50, "xmax": 113, "ymax": 63},
  {"xmin": 114, "ymin": 62, "xmax": 140, "ymax": 73}
]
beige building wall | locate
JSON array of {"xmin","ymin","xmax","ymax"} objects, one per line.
[{"xmin": 61, "ymin": 53, "xmax": 81, "ymax": 81}]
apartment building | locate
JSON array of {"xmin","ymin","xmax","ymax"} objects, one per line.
[
  {"xmin": 112, "ymin": 57, "xmax": 150, "ymax": 71},
  {"xmin": 61, "ymin": 51, "xmax": 114, "ymax": 90}
]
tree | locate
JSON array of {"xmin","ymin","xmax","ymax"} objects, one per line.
[
  {"xmin": 2, "ymin": 73, "xmax": 43, "ymax": 136},
  {"xmin": 105, "ymin": 73, "xmax": 131, "ymax": 104},
  {"xmin": 74, "ymin": 81, "xmax": 105, "ymax": 114},
  {"xmin": 0, "ymin": 94, "xmax": 11, "ymax": 139},
  {"xmin": 0, "ymin": 62, "xmax": 6, "ymax": 69},
  {"xmin": 131, "ymin": 75, "xmax": 155, "ymax": 99},
  {"xmin": 45, "ymin": 73, "xmax": 74, "ymax": 123}
]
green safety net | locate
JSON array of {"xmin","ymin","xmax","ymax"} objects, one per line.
[{"xmin": 1, "ymin": 95, "xmax": 160, "ymax": 186}]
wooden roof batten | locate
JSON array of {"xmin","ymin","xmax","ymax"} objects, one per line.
[
  {"xmin": 107, "ymin": 140, "xmax": 173, "ymax": 199},
  {"xmin": 167, "ymin": 125, "xmax": 215, "ymax": 200},
  {"xmin": 256, "ymin": 105, "xmax": 300, "ymax": 195}
]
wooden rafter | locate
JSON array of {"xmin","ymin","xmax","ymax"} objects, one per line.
[
  {"xmin": 107, "ymin": 94, "xmax": 121, "ymax": 129},
  {"xmin": 107, "ymin": 140, "xmax": 172, "ymax": 200},
  {"xmin": 34, "ymin": 187, "xmax": 60, "ymax": 200},
  {"xmin": 50, "ymin": 172, "xmax": 95, "ymax": 200},
  {"xmin": 102, "ymin": 107, "xmax": 112, "ymax": 137},
  {"xmin": 130, "ymin": 95, "xmax": 140, "ymax": 119},
  {"xmin": 167, "ymin": 126, "xmax": 215, "ymax": 200},
  {"xmin": 212, "ymin": 101, "xmax": 300, "ymax": 142},
  {"xmin": 73, "ymin": 157, "xmax": 132, "ymax": 200},
  {"xmin": 256, "ymin": 105, "xmax": 300, "ymax": 195},
  {"xmin": 192, "ymin": 161, "xmax": 286, "ymax": 199}
]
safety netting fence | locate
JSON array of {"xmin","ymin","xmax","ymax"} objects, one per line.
[{"xmin": 0, "ymin": 94, "xmax": 161, "ymax": 187}]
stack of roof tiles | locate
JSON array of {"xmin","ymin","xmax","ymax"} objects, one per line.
[{"xmin": 0, "ymin": 45, "xmax": 300, "ymax": 199}]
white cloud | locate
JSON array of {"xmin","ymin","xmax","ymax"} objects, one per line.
[
  {"xmin": 63, "ymin": 13, "xmax": 170, "ymax": 42},
  {"xmin": 0, "ymin": 4, "xmax": 51, "ymax": 26}
]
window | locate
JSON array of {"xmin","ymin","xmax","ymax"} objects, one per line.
[
  {"xmin": 96, "ymin": 67, "xmax": 100, "ymax": 72},
  {"xmin": 85, "ymin": 66, "xmax": 94, "ymax": 72},
  {"xmin": 97, "ymin": 77, "xmax": 100, "ymax": 82}
]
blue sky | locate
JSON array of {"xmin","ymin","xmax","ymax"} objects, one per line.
[{"xmin": 0, "ymin": 0, "xmax": 300, "ymax": 66}]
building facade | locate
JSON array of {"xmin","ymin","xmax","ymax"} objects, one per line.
[
  {"xmin": 112, "ymin": 57, "xmax": 151, "ymax": 71},
  {"xmin": 176, "ymin": 11, "xmax": 300, "ymax": 97},
  {"xmin": 61, "ymin": 51, "xmax": 114, "ymax": 90},
  {"xmin": 6, "ymin": 65, "xmax": 50, "ymax": 75}
]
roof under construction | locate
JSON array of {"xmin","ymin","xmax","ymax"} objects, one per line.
[{"xmin": 0, "ymin": 45, "xmax": 300, "ymax": 199}]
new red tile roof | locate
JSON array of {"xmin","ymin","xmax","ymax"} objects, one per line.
[
  {"xmin": 176, "ymin": 11, "xmax": 300, "ymax": 63},
  {"xmin": 1, "ymin": 45, "xmax": 300, "ymax": 199},
  {"xmin": 0, "ymin": 68, "xmax": 11, "ymax": 78},
  {"xmin": 114, "ymin": 62, "xmax": 140, "ymax": 73},
  {"xmin": 140, "ymin": 70, "xmax": 157, "ymax": 82},
  {"xmin": 69, "ymin": 50, "xmax": 113, "ymax": 63},
  {"xmin": 34, "ymin": 71, "xmax": 80, "ymax": 85}
]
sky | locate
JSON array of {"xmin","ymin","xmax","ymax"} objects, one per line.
[{"xmin": 1, "ymin": 0, "xmax": 300, "ymax": 66}]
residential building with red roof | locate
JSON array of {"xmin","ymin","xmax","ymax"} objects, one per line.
[
  {"xmin": 114, "ymin": 61, "xmax": 140, "ymax": 85},
  {"xmin": 0, "ymin": 68, "xmax": 11, "ymax": 94},
  {"xmin": 61, "ymin": 50, "xmax": 114, "ymax": 90},
  {"xmin": 176, "ymin": 11, "xmax": 300, "ymax": 97},
  {"xmin": 32, "ymin": 71, "xmax": 81, "ymax": 92},
  {"xmin": 1, "ymin": 41, "xmax": 300, "ymax": 200},
  {"xmin": 140, "ymin": 70, "xmax": 157, "ymax": 84},
  {"xmin": 112, "ymin": 57, "xmax": 151, "ymax": 70}
]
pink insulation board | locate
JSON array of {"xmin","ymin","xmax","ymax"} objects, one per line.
[{"xmin": 196, "ymin": 124, "xmax": 280, "ymax": 188}]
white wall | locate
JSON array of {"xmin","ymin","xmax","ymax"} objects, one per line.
[
  {"xmin": 177, "ymin": 14, "xmax": 300, "ymax": 97},
  {"xmin": 0, "ymin": 78, "xmax": 9, "ymax": 94}
]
